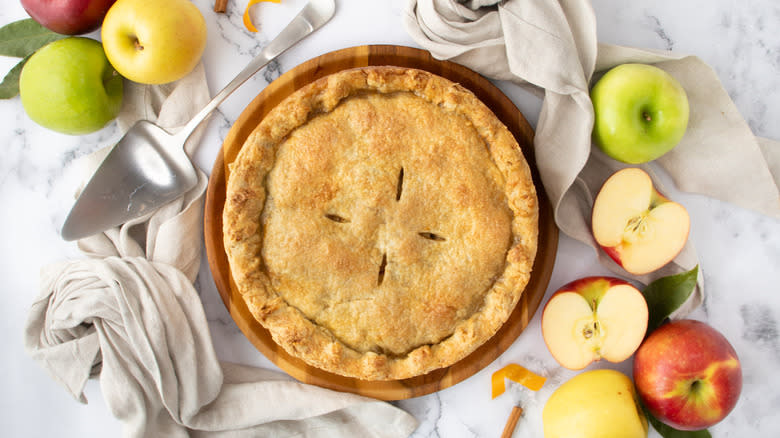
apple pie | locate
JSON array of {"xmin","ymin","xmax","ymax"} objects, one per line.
[{"xmin": 223, "ymin": 66, "xmax": 538, "ymax": 380}]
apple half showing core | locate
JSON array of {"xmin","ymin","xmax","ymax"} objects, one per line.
[
  {"xmin": 541, "ymin": 276, "xmax": 648, "ymax": 370},
  {"xmin": 592, "ymin": 167, "xmax": 690, "ymax": 275}
]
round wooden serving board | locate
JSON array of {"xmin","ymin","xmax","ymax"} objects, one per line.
[{"xmin": 204, "ymin": 45, "xmax": 558, "ymax": 401}]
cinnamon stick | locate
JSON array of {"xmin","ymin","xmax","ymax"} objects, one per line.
[
  {"xmin": 500, "ymin": 406, "xmax": 523, "ymax": 438},
  {"xmin": 214, "ymin": 0, "xmax": 228, "ymax": 13}
]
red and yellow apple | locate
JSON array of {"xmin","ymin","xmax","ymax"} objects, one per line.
[
  {"xmin": 634, "ymin": 319, "xmax": 742, "ymax": 431},
  {"xmin": 21, "ymin": 0, "xmax": 117, "ymax": 35},
  {"xmin": 591, "ymin": 63, "xmax": 689, "ymax": 164},
  {"xmin": 541, "ymin": 276, "xmax": 648, "ymax": 370},
  {"xmin": 543, "ymin": 369, "xmax": 648, "ymax": 438},
  {"xmin": 592, "ymin": 167, "xmax": 690, "ymax": 275},
  {"xmin": 101, "ymin": 0, "xmax": 207, "ymax": 84}
]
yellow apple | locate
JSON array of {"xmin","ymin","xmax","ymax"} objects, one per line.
[
  {"xmin": 592, "ymin": 168, "xmax": 690, "ymax": 275},
  {"xmin": 541, "ymin": 276, "xmax": 648, "ymax": 370},
  {"xmin": 543, "ymin": 369, "xmax": 648, "ymax": 438},
  {"xmin": 101, "ymin": 0, "xmax": 207, "ymax": 84}
]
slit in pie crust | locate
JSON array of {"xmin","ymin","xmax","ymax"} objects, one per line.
[{"xmin": 223, "ymin": 66, "xmax": 538, "ymax": 380}]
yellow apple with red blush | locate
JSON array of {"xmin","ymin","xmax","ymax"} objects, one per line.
[{"xmin": 633, "ymin": 319, "xmax": 742, "ymax": 431}]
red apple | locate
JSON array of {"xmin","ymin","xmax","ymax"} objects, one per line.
[
  {"xmin": 634, "ymin": 319, "xmax": 742, "ymax": 431},
  {"xmin": 592, "ymin": 167, "xmax": 690, "ymax": 275},
  {"xmin": 21, "ymin": 0, "xmax": 117, "ymax": 35},
  {"xmin": 541, "ymin": 276, "xmax": 648, "ymax": 370}
]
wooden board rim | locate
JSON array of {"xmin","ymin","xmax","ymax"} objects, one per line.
[{"xmin": 204, "ymin": 44, "xmax": 558, "ymax": 400}]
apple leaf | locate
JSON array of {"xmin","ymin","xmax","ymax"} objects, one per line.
[
  {"xmin": 0, "ymin": 19, "xmax": 67, "ymax": 99},
  {"xmin": 642, "ymin": 265, "xmax": 699, "ymax": 334},
  {"xmin": 0, "ymin": 19, "xmax": 65, "ymax": 58},
  {"xmin": 0, "ymin": 57, "xmax": 27, "ymax": 99},
  {"xmin": 644, "ymin": 405, "xmax": 712, "ymax": 438}
]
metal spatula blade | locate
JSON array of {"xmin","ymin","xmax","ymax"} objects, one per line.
[
  {"xmin": 60, "ymin": 0, "xmax": 336, "ymax": 241},
  {"xmin": 60, "ymin": 121, "xmax": 197, "ymax": 240}
]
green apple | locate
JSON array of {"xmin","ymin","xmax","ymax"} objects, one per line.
[
  {"xmin": 19, "ymin": 37, "xmax": 123, "ymax": 135},
  {"xmin": 101, "ymin": 0, "xmax": 207, "ymax": 85},
  {"xmin": 543, "ymin": 369, "xmax": 648, "ymax": 438},
  {"xmin": 591, "ymin": 63, "xmax": 689, "ymax": 164}
]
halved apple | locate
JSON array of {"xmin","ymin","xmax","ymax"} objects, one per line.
[
  {"xmin": 541, "ymin": 276, "xmax": 648, "ymax": 370},
  {"xmin": 592, "ymin": 167, "xmax": 690, "ymax": 275}
]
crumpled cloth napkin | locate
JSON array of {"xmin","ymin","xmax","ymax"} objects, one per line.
[
  {"xmin": 403, "ymin": 0, "xmax": 780, "ymax": 315},
  {"xmin": 24, "ymin": 63, "xmax": 417, "ymax": 437}
]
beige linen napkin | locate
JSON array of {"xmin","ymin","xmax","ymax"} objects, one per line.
[
  {"xmin": 403, "ymin": 0, "xmax": 780, "ymax": 315},
  {"xmin": 24, "ymin": 64, "xmax": 417, "ymax": 437}
]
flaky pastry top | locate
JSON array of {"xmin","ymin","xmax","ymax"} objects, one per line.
[{"xmin": 223, "ymin": 66, "xmax": 538, "ymax": 380}]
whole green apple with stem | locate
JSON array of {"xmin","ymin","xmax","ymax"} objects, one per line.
[
  {"xmin": 101, "ymin": 0, "xmax": 207, "ymax": 85},
  {"xmin": 591, "ymin": 63, "xmax": 689, "ymax": 164},
  {"xmin": 19, "ymin": 37, "xmax": 123, "ymax": 135}
]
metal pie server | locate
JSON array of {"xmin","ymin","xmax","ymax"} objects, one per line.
[{"xmin": 60, "ymin": 0, "xmax": 336, "ymax": 241}]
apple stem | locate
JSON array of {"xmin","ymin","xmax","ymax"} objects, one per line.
[
  {"xmin": 643, "ymin": 112, "xmax": 652, "ymax": 122},
  {"xmin": 690, "ymin": 380, "xmax": 702, "ymax": 394},
  {"xmin": 133, "ymin": 38, "xmax": 144, "ymax": 51}
]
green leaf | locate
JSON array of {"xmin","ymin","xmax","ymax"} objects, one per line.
[
  {"xmin": 644, "ymin": 405, "xmax": 711, "ymax": 438},
  {"xmin": 643, "ymin": 265, "xmax": 699, "ymax": 333},
  {"xmin": 0, "ymin": 18, "xmax": 65, "ymax": 58},
  {"xmin": 0, "ymin": 57, "xmax": 27, "ymax": 99}
]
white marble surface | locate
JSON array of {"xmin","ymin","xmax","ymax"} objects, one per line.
[{"xmin": 1, "ymin": 0, "xmax": 779, "ymax": 436}]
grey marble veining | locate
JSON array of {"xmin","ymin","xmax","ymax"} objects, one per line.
[{"xmin": 1, "ymin": 0, "xmax": 778, "ymax": 436}]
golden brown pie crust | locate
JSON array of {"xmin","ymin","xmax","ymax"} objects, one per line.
[{"xmin": 223, "ymin": 66, "xmax": 538, "ymax": 380}]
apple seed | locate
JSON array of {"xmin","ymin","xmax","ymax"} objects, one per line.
[
  {"xmin": 623, "ymin": 214, "xmax": 650, "ymax": 242},
  {"xmin": 583, "ymin": 321, "xmax": 600, "ymax": 339}
]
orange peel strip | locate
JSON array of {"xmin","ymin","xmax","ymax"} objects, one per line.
[
  {"xmin": 243, "ymin": 0, "xmax": 282, "ymax": 33},
  {"xmin": 491, "ymin": 363, "xmax": 546, "ymax": 399}
]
